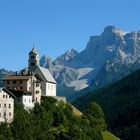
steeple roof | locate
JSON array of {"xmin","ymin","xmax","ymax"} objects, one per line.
[{"xmin": 29, "ymin": 44, "xmax": 38, "ymax": 55}]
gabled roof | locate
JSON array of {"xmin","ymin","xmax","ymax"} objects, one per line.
[
  {"xmin": 36, "ymin": 66, "xmax": 56, "ymax": 84},
  {"xmin": 0, "ymin": 87, "xmax": 16, "ymax": 99}
]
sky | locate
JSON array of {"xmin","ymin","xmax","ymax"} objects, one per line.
[{"xmin": 0, "ymin": 0, "xmax": 140, "ymax": 71}]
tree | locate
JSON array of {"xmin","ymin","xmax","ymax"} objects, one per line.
[{"xmin": 84, "ymin": 102, "xmax": 106, "ymax": 131}]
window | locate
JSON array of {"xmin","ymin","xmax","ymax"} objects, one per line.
[
  {"xmin": 24, "ymin": 99, "xmax": 26, "ymax": 102},
  {"xmin": 13, "ymin": 80, "xmax": 16, "ymax": 84},
  {"xmin": 3, "ymin": 95, "xmax": 5, "ymax": 98},
  {"xmin": 6, "ymin": 95, "xmax": 8, "ymax": 98},
  {"xmin": 29, "ymin": 99, "xmax": 31, "ymax": 103},
  {"xmin": 4, "ymin": 113, "xmax": 6, "ymax": 117},
  {"xmin": 48, "ymin": 84, "xmax": 50, "ymax": 90},
  {"xmin": 7, "ymin": 81, "xmax": 10, "ymax": 84},
  {"xmin": 0, "ymin": 104, "xmax": 1, "ymax": 108},
  {"xmin": 51, "ymin": 85, "xmax": 53, "ymax": 90},
  {"xmin": 36, "ymin": 97, "xmax": 37, "ymax": 101},
  {"xmin": 29, "ymin": 87, "xmax": 31, "ymax": 90},
  {"xmin": 36, "ymin": 83, "xmax": 39, "ymax": 87},
  {"xmin": 31, "ymin": 62, "xmax": 35, "ymax": 66},
  {"xmin": 20, "ymin": 86, "xmax": 22, "ymax": 90},
  {"xmin": 0, "ymin": 113, "xmax": 1, "ymax": 117},
  {"xmin": 9, "ymin": 104, "xmax": 11, "ymax": 109},
  {"xmin": 4, "ymin": 104, "xmax": 6, "ymax": 107},
  {"xmin": 20, "ymin": 81, "xmax": 22, "ymax": 84},
  {"xmin": 36, "ymin": 90, "xmax": 39, "ymax": 94},
  {"xmin": 31, "ymin": 55, "xmax": 35, "ymax": 59},
  {"xmin": 9, "ymin": 112, "xmax": 11, "ymax": 117}
]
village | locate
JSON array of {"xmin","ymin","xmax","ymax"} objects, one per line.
[{"xmin": 0, "ymin": 47, "xmax": 66, "ymax": 123}]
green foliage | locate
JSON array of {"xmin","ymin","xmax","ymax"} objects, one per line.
[
  {"xmin": 73, "ymin": 69, "xmax": 140, "ymax": 140},
  {"xmin": 84, "ymin": 102, "xmax": 106, "ymax": 131},
  {"xmin": 0, "ymin": 96, "xmax": 105, "ymax": 140}
]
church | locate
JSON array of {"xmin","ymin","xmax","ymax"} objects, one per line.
[
  {"xmin": 28, "ymin": 47, "xmax": 57, "ymax": 97},
  {"xmin": 0, "ymin": 47, "xmax": 61, "ymax": 123},
  {"xmin": 3, "ymin": 47, "xmax": 57, "ymax": 104},
  {"xmin": 0, "ymin": 47, "xmax": 66, "ymax": 123}
]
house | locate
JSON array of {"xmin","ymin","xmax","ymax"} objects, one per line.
[
  {"xmin": 2, "ymin": 47, "xmax": 57, "ymax": 109},
  {"xmin": 2, "ymin": 72, "xmax": 41, "ymax": 109},
  {"xmin": 0, "ymin": 87, "xmax": 16, "ymax": 123},
  {"xmin": 9, "ymin": 90, "xmax": 35, "ymax": 110}
]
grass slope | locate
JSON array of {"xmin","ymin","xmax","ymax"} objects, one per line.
[{"xmin": 102, "ymin": 131, "xmax": 120, "ymax": 140}]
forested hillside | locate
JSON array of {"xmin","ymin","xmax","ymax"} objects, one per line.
[
  {"xmin": 73, "ymin": 69, "xmax": 140, "ymax": 140},
  {"xmin": 0, "ymin": 97, "xmax": 106, "ymax": 140}
]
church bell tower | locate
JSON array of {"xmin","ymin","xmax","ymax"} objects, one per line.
[{"xmin": 28, "ymin": 46, "xmax": 40, "ymax": 72}]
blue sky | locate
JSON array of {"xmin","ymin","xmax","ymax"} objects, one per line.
[{"xmin": 0, "ymin": 0, "xmax": 140, "ymax": 71}]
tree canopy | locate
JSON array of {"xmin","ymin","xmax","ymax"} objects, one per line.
[{"xmin": 0, "ymin": 97, "xmax": 106, "ymax": 140}]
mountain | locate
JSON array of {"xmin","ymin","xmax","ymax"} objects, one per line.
[
  {"xmin": 0, "ymin": 69, "xmax": 13, "ymax": 87},
  {"xmin": 73, "ymin": 68, "xmax": 140, "ymax": 140},
  {"xmin": 40, "ymin": 49, "xmax": 93, "ymax": 92},
  {"xmin": 53, "ymin": 49, "xmax": 79, "ymax": 66},
  {"xmin": 40, "ymin": 26, "xmax": 140, "ymax": 99},
  {"xmin": 66, "ymin": 26, "xmax": 140, "ymax": 68}
]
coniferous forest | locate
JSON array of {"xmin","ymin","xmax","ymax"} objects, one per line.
[{"xmin": 73, "ymin": 69, "xmax": 140, "ymax": 140}]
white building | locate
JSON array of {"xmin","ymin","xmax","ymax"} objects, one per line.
[
  {"xmin": 28, "ymin": 47, "xmax": 57, "ymax": 97},
  {"xmin": 0, "ymin": 88, "xmax": 15, "ymax": 123}
]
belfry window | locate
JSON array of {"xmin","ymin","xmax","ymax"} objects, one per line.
[
  {"xmin": 31, "ymin": 55, "xmax": 35, "ymax": 59},
  {"xmin": 31, "ymin": 62, "xmax": 35, "ymax": 66}
]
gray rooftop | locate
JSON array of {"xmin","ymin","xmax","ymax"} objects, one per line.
[{"xmin": 37, "ymin": 66, "xmax": 56, "ymax": 84}]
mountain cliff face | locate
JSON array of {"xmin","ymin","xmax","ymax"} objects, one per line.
[
  {"xmin": 40, "ymin": 26, "xmax": 140, "ymax": 94},
  {"xmin": 40, "ymin": 49, "xmax": 94, "ymax": 91},
  {"xmin": 66, "ymin": 26, "xmax": 140, "ymax": 68}
]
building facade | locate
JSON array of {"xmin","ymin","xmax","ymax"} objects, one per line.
[
  {"xmin": 2, "ymin": 72, "xmax": 41, "ymax": 109},
  {"xmin": 0, "ymin": 47, "xmax": 57, "ymax": 123},
  {"xmin": 0, "ymin": 88, "xmax": 15, "ymax": 123}
]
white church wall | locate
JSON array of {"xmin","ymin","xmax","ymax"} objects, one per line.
[{"xmin": 46, "ymin": 82, "xmax": 56, "ymax": 96}]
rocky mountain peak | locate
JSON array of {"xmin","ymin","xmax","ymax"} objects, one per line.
[
  {"xmin": 53, "ymin": 49, "xmax": 79, "ymax": 66},
  {"xmin": 103, "ymin": 26, "xmax": 125, "ymax": 36}
]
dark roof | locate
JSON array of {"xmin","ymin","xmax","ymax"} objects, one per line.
[
  {"xmin": 29, "ymin": 47, "xmax": 38, "ymax": 55},
  {"xmin": 0, "ymin": 87, "xmax": 16, "ymax": 99},
  {"xmin": 7, "ymin": 89, "xmax": 32, "ymax": 98},
  {"xmin": 2, "ymin": 74, "xmax": 33, "ymax": 80}
]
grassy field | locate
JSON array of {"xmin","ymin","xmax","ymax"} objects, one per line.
[
  {"xmin": 102, "ymin": 131, "xmax": 120, "ymax": 140},
  {"xmin": 71, "ymin": 105, "xmax": 83, "ymax": 116}
]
